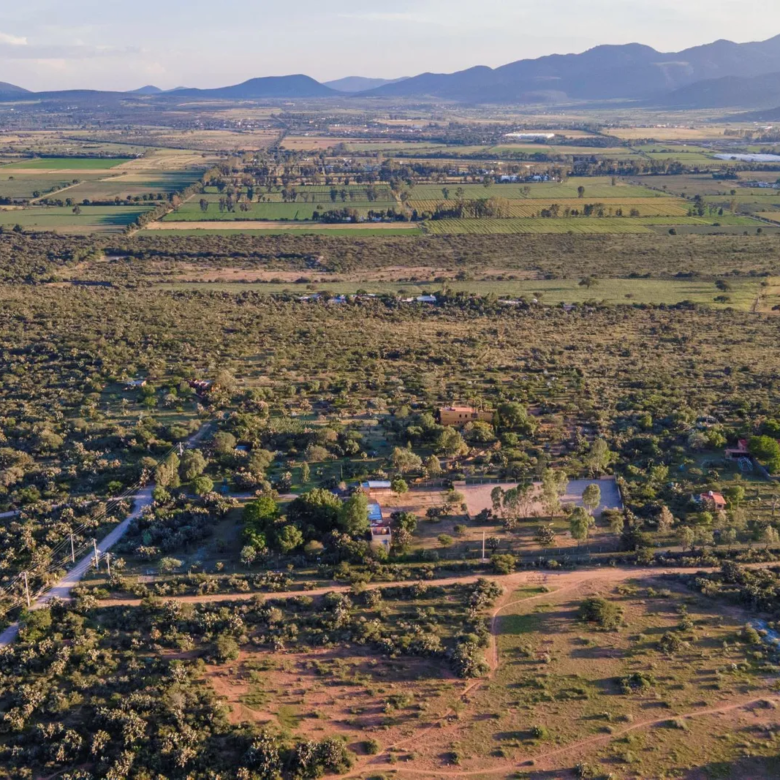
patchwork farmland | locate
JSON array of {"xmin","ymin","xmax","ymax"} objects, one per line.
[{"xmin": 0, "ymin": 150, "xmax": 215, "ymax": 232}]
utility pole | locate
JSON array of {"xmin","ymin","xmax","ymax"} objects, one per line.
[
  {"xmin": 178, "ymin": 442, "xmax": 184, "ymax": 457},
  {"xmin": 482, "ymin": 531, "xmax": 486, "ymax": 562},
  {"xmin": 92, "ymin": 539, "xmax": 99, "ymax": 570},
  {"xmin": 70, "ymin": 534, "xmax": 76, "ymax": 564},
  {"xmin": 105, "ymin": 553, "xmax": 111, "ymax": 578},
  {"xmin": 22, "ymin": 571, "xmax": 30, "ymax": 609}
]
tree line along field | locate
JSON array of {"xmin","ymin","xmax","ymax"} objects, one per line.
[
  {"xmin": 164, "ymin": 174, "xmax": 760, "ymax": 236},
  {"xmin": 410, "ymin": 197, "xmax": 693, "ymax": 217},
  {"xmin": 64, "ymin": 171, "xmax": 205, "ymax": 202},
  {"xmin": 0, "ymin": 131, "xmax": 153, "ymax": 159},
  {"xmin": 165, "ymin": 201, "xmax": 395, "ymax": 222},
  {"xmin": 201, "ymin": 184, "xmax": 396, "ymax": 201},
  {"xmin": 407, "ymin": 178, "xmax": 667, "ymax": 200}
]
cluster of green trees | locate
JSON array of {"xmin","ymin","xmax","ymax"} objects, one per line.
[
  {"xmin": 242, "ymin": 489, "xmax": 371, "ymax": 558},
  {"xmin": 0, "ymin": 598, "xmax": 356, "ymax": 779}
]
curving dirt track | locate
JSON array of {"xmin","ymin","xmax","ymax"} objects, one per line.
[
  {"xmin": 335, "ymin": 565, "xmax": 780, "ymax": 779},
  {"xmin": 92, "ymin": 562, "xmax": 780, "ymax": 777},
  {"xmin": 94, "ymin": 561, "xmax": 777, "ymax": 610}
]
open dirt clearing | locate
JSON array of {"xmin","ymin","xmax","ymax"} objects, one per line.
[
  {"xmin": 151, "ymin": 564, "xmax": 780, "ymax": 779},
  {"xmin": 461, "ymin": 477, "xmax": 623, "ymax": 518},
  {"xmin": 116, "ymin": 151, "xmax": 216, "ymax": 172}
]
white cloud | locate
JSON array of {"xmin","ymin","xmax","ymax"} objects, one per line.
[{"xmin": 0, "ymin": 31, "xmax": 28, "ymax": 46}]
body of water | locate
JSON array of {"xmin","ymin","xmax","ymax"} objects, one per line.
[{"xmin": 714, "ymin": 153, "xmax": 780, "ymax": 162}]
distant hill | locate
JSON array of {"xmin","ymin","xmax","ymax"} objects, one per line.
[
  {"xmin": 660, "ymin": 71, "xmax": 780, "ymax": 109},
  {"xmin": 129, "ymin": 85, "xmax": 163, "ymax": 95},
  {"xmin": 169, "ymin": 75, "xmax": 335, "ymax": 99},
  {"xmin": 324, "ymin": 76, "xmax": 408, "ymax": 93},
  {"xmin": 0, "ymin": 75, "xmax": 334, "ymax": 104},
  {"xmin": 0, "ymin": 81, "xmax": 30, "ymax": 96},
  {"xmin": 734, "ymin": 103, "xmax": 780, "ymax": 121},
  {"xmin": 5, "ymin": 34, "xmax": 780, "ymax": 107},
  {"xmin": 361, "ymin": 35, "xmax": 780, "ymax": 103}
]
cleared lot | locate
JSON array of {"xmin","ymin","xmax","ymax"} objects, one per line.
[{"xmin": 462, "ymin": 476, "xmax": 622, "ymax": 518}]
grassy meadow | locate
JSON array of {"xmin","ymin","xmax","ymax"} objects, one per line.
[
  {"xmin": 1, "ymin": 157, "xmax": 132, "ymax": 170},
  {"xmin": 0, "ymin": 205, "xmax": 153, "ymax": 233}
]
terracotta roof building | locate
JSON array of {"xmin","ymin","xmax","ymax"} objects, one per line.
[{"xmin": 439, "ymin": 406, "xmax": 495, "ymax": 426}]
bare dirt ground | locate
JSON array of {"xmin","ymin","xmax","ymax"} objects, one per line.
[
  {"xmin": 102, "ymin": 563, "xmax": 780, "ymax": 778},
  {"xmin": 609, "ymin": 127, "xmax": 730, "ymax": 141},
  {"xmin": 144, "ymin": 221, "xmax": 420, "ymax": 231},
  {"xmin": 115, "ymin": 151, "xmax": 215, "ymax": 172},
  {"xmin": 341, "ymin": 570, "xmax": 780, "ymax": 779},
  {"xmin": 207, "ymin": 645, "xmax": 460, "ymax": 751},
  {"xmin": 169, "ymin": 265, "xmax": 541, "ymax": 284}
]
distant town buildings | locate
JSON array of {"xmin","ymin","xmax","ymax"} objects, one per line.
[{"xmin": 504, "ymin": 132, "xmax": 556, "ymax": 140}]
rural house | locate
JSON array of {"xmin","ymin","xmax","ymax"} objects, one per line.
[
  {"xmin": 695, "ymin": 491, "xmax": 727, "ymax": 511},
  {"xmin": 725, "ymin": 439, "xmax": 750, "ymax": 460},
  {"xmin": 439, "ymin": 406, "xmax": 495, "ymax": 426},
  {"xmin": 368, "ymin": 502, "xmax": 392, "ymax": 549}
]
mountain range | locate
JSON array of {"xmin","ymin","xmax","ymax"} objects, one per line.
[
  {"xmin": 323, "ymin": 76, "xmax": 408, "ymax": 93},
  {"xmin": 3, "ymin": 34, "xmax": 780, "ymax": 108}
]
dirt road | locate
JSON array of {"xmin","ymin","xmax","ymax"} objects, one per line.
[{"xmin": 92, "ymin": 561, "xmax": 768, "ymax": 610}]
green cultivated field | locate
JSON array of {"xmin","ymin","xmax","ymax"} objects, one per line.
[
  {"xmin": 0, "ymin": 205, "xmax": 152, "ymax": 233},
  {"xmin": 166, "ymin": 201, "xmax": 392, "ymax": 221},
  {"xmin": 0, "ymin": 177, "xmax": 75, "ymax": 199},
  {"xmin": 202, "ymin": 185, "xmax": 395, "ymax": 203},
  {"xmin": 1, "ymin": 157, "xmax": 131, "ymax": 170},
  {"xmin": 66, "ymin": 172, "xmax": 204, "ymax": 201},
  {"xmin": 409, "ymin": 177, "xmax": 664, "ymax": 200},
  {"xmin": 491, "ymin": 144, "xmax": 638, "ymax": 156},
  {"xmin": 0, "ymin": 171, "xmax": 112, "ymax": 200}
]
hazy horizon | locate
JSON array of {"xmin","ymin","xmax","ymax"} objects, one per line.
[{"xmin": 2, "ymin": 0, "xmax": 780, "ymax": 91}]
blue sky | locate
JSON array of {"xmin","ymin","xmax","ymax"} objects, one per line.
[{"xmin": 2, "ymin": 0, "xmax": 780, "ymax": 91}]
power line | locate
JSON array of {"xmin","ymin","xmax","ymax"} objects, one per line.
[{"xmin": 0, "ymin": 418, "xmax": 214, "ymax": 609}]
